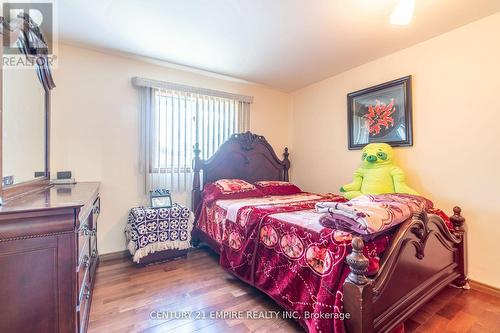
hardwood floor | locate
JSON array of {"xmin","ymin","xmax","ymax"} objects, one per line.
[{"xmin": 89, "ymin": 247, "xmax": 500, "ymax": 333}]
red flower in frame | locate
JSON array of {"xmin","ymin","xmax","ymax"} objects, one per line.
[{"xmin": 363, "ymin": 99, "xmax": 396, "ymax": 136}]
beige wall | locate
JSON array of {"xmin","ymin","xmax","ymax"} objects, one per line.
[
  {"xmin": 51, "ymin": 43, "xmax": 290, "ymax": 255},
  {"xmin": 291, "ymin": 12, "xmax": 500, "ymax": 288}
]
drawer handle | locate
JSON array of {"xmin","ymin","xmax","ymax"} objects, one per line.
[
  {"xmin": 81, "ymin": 255, "xmax": 90, "ymax": 268},
  {"xmin": 83, "ymin": 285, "xmax": 91, "ymax": 300},
  {"xmin": 79, "ymin": 284, "xmax": 90, "ymax": 306},
  {"xmin": 80, "ymin": 225, "xmax": 90, "ymax": 235}
]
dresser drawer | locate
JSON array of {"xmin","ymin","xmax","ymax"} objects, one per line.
[
  {"xmin": 77, "ymin": 194, "xmax": 99, "ymax": 333},
  {"xmin": 89, "ymin": 197, "xmax": 99, "ymax": 281},
  {"xmin": 77, "ymin": 222, "xmax": 91, "ymax": 267},
  {"xmin": 90, "ymin": 231, "xmax": 97, "ymax": 260},
  {"xmin": 89, "ymin": 231, "xmax": 98, "ymax": 279},
  {"xmin": 78, "ymin": 251, "xmax": 90, "ymax": 290},
  {"xmin": 77, "ymin": 278, "xmax": 91, "ymax": 333},
  {"xmin": 91, "ymin": 196, "xmax": 100, "ymax": 229}
]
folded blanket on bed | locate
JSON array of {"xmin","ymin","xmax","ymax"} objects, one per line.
[{"xmin": 315, "ymin": 194, "xmax": 434, "ymax": 236}]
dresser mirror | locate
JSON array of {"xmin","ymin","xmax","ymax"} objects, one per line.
[
  {"xmin": 2, "ymin": 66, "xmax": 47, "ymax": 186},
  {"xmin": 0, "ymin": 13, "xmax": 55, "ymax": 201}
]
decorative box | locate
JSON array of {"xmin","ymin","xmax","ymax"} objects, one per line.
[{"xmin": 125, "ymin": 204, "xmax": 193, "ymax": 265}]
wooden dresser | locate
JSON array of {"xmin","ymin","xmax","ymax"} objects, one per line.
[{"xmin": 0, "ymin": 182, "xmax": 100, "ymax": 333}]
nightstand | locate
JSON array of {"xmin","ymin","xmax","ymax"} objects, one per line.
[{"xmin": 125, "ymin": 204, "xmax": 194, "ymax": 266}]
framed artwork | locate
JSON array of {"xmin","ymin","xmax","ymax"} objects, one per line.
[
  {"xmin": 347, "ymin": 75, "xmax": 413, "ymax": 150},
  {"xmin": 150, "ymin": 189, "xmax": 172, "ymax": 208}
]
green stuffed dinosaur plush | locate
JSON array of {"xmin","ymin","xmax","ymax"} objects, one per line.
[{"xmin": 340, "ymin": 143, "xmax": 418, "ymax": 200}]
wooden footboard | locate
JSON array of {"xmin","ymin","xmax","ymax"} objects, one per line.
[{"xmin": 343, "ymin": 207, "xmax": 467, "ymax": 333}]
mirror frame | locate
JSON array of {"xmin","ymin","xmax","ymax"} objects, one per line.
[{"xmin": 0, "ymin": 13, "xmax": 55, "ymax": 202}]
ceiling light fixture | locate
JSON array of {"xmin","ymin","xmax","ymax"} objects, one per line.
[{"xmin": 390, "ymin": 0, "xmax": 415, "ymax": 26}]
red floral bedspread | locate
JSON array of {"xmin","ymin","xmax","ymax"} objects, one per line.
[
  {"xmin": 195, "ymin": 192, "xmax": 454, "ymax": 332},
  {"xmin": 197, "ymin": 193, "xmax": 331, "ymax": 247},
  {"xmin": 196, "ymin": 193, "xmax": 393, "ymax": 332}
]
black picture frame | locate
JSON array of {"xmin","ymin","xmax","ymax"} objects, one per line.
[
  {"xmin": 149, "ymin": 189, "xmax": 172, "ymax": 208},
  {"xmin": 347, "ymin": 75, "xmax": 413, "ymax": 150}
]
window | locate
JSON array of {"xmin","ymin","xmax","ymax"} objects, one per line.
[
  {"xmin": 145, "ymin": 84, "xmax": 250, "ymax": 195},
  {"xmin": 151, "ymin": 90, "xmax": 246, "ymax": 172}
]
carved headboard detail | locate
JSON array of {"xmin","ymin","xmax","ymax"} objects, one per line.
[{"xmin": 191, "ymin": 132, "xmax": 290, "ymax": 212}]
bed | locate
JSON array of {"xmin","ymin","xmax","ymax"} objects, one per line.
[{"xmin": 191, "ymin": 132, "xmax": 468, "ymax": 333}]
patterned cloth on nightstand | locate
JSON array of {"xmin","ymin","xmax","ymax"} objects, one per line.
[{"xmin": 125, "ymin": 204, "xmax": 194, "ymax": 263}]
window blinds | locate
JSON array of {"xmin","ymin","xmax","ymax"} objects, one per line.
[{"xmin": 134, "ymin": 77, "xmax": 251, "ymax": 205}]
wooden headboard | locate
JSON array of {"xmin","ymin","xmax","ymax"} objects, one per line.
[{"xmin": 191, "ymin": 132, "xmax": 290, "ymax": 211}]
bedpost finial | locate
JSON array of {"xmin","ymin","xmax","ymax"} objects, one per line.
[
  {"xmin": 283, "ymin": 147, "xmax": 290, "ymax": 181},
  {"xmin": 450, "ymin": 206, "xmax": 465, "ymax": 230},
  {"xmin": 352, "ymin": 237, "xmax": 364, "ymax": 251},
  {"xmin": 283, "ymin": 147, "xmax": 290, "ymax": 163},
  {"xmin": 193, "ymin": 143, "xmax": 201, "ymax": 156},
  {"xmin": 193, "ymin": 143, "xmax": 202, "ymax": 171},
  {"xmin": 191, "ymin": 143, "xmax": 202, "ymax": 212},
  {"xmin": 346, "ymin": 236, "xmax": 370, "ymax": 285}
]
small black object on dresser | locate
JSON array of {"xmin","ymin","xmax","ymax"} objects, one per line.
[{"xmin": 57, "ymin": 171, "xmax": 73, "ymax": 179}]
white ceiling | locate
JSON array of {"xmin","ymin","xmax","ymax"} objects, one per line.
[{"xmin": 58, "ymin": 0, "xmax": 500, "ymax": 91}]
